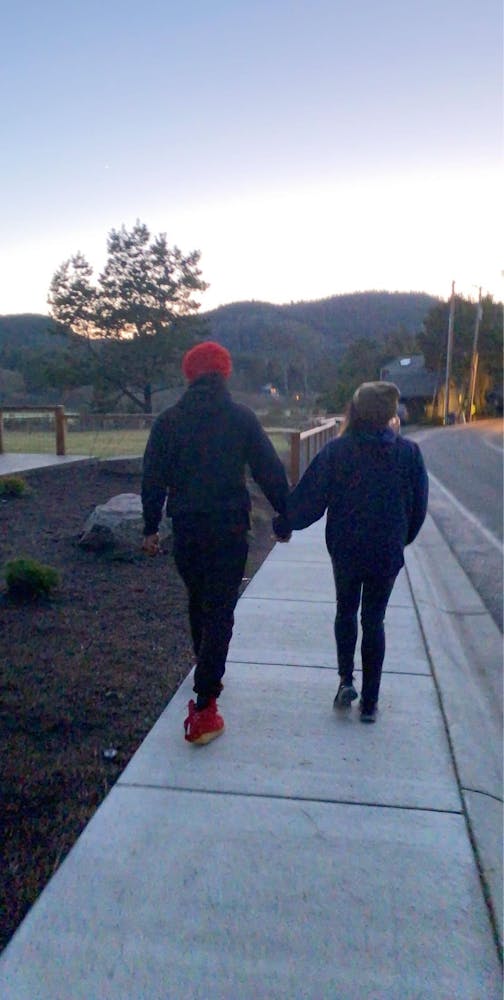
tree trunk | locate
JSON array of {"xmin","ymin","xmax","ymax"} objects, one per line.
[{"xmin": 143, "ymin": 383, "xmax": 153, "ymax": 414}]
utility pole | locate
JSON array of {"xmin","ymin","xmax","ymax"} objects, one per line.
[
  {"xmin": 443, "ymin": 280, "xmax": 456, "ymax": 425},
  {"xmin": 467, "ymin": 286, "xmax": 483, "ymax": 422}
]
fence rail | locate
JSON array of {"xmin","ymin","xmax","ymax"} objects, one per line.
[{"xmin": 288, "ymin": 418, "xmax": 341, "ymax": 484}]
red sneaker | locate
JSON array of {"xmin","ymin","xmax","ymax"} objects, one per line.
[{"xmin": 184, "ymin": 699, "xmax": 225, "ymax": 745}]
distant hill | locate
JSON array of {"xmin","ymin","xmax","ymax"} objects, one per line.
[
  {"xmin": 0, "ymin": 313, "xmax": 71, "ymax": 352},
  {"xmin": 202, "ymin": 291, "xmax": 441, "ymax": 357},
  {"xmin": 0, "ymin": 293, "xmax": 439, "ymax": 358}
]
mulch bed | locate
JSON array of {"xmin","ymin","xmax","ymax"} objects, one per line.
[{"xmin": 0, "ymin": 460, "xmax": 276, "ymax": 952}]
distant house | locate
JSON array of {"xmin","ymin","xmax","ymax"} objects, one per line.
[
  {"xmin": 260, "ymin": 383, "xmax": 281, "ymax": 398},
  {"xmin": 379, "ymin": 354, "xmax": 456, "ymax": 422}
]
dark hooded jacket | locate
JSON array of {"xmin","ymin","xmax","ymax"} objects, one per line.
[
  {"xmin": 274, "ymin": 427, "xmax": 428, "ymax": 577},
  {"xmin": 141, "ymin": 373, "xmax": 289, "ymax": 535}
]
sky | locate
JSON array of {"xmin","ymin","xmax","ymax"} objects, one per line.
[{"xmin": 1, "ymin": 0, "xmax": 502, "ymax": 317}]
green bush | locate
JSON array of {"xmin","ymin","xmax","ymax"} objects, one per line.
[
  {"xmin": 5, "ymin": 557, "xmax": 60, "ymax": 599},
  {"xmin": 0, "ymin": 475, "xmax": 28, "ymax": 497}
]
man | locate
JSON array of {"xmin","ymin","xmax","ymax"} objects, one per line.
[
  {"xmin": 142, "ymin": 341, "xmax": 289, "ymax": 744},
  {"xmin": 273, "ymin": 381, "xmax": 428, "ymax": 722}
]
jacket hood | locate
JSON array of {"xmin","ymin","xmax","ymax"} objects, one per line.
[
  {"xmin": 177, "ymin": 372, "xmax": 231, "ymax": 416},
  {"xmin": 351, "ymin": 427, "xmax": 397, "ymax": 446}
]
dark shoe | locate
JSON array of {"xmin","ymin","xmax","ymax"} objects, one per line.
[
  {"xmin": 333, "ymin": 679, "xmax": 358, "ymax": 709},
  {"xmin": 359, "ymin": 701, "xmax": 377, "ymax": 724},
  {"xmin": 184, "ymin": 698, "xmax": 225, "ymax": 744}
]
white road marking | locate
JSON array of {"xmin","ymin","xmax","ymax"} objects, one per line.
[
  {"xmin": 482, "ymin": 437, "xmax": 504, "ymax": 455},
  {"xmin": 428, "ymin": 471, "xmax": 503, "ymax": 555}
]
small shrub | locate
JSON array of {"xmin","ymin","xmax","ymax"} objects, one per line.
[
  {"xmin": 5, "ymin": 557, "xmax": 60, "ymax": 600},
  {"xmin": 0, "ymin": 475, "xmax": 28, "ymax": 497}
]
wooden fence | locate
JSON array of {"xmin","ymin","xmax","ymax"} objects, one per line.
[
  {"xmin": 0, "ymin": 406, "xmax": 66, "ymax": 456},
  {"xmin": 0, "ymin": 406, "xmax": 342, "ymax": 482}
]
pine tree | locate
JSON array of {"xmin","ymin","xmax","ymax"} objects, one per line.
[{"xmin": 49, "ymin": 221, "xmax": 208, "ymax": 412}]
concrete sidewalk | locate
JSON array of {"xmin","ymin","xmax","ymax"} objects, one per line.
[
  {"xmin": 0, "ymin": 453, "xmax": 86, "ymax": 474},
  {"xmin": 0, "ymin": 517, "xmax": 502, "ymax": 998}
]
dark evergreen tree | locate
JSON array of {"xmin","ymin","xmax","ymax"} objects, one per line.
[{"xmin": 48, "ymin": 221, "xmax": 208, "ymax": 412}]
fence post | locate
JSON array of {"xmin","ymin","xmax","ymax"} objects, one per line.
[
  {"xmin": 55, "ymin": 406, "xmax": 66, "ymax": 456},
  {"xmin": 0, "ymin": 410, "xmax": 3, "ymax": 455},
  {"xmin": 290, "ymin": 430, "xmax": 301, "ymax": 485}
]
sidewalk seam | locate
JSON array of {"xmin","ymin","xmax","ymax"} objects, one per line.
[
  {"xmin": 414, "ymin": 603, "xmax": 491, "ymax": 619},
  {"xmin": 116, "ymin": 780, "xmax": 464, "ymax": 815},
  {"xmin": 461, "ymin": 787, "xmax": 504, "ymax": 806},
  {"xmin": 227, "ymin": 659, "xmax": 430, "ymax": 676},
  {"xmin": 241, "ymin": 596, "xmax": 335, "ymax": 604}
]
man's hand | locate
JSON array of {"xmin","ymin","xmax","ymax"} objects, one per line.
[
  {"xmin": 272, "ymin": 514, "xmax": 292, "ymax": 543},
  {"xmin": 142, "ymin": 533, "xmax": 160, "ymax": 556},
  {"xmin": 274, "ymin": 531, "xmax": 292, "ymax": 543}
]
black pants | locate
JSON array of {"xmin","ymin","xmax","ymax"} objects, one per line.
[
  {"xmin": 331, "ymin": 566, "xmax": 397, "ymax": 708},
  {"xmin": 173, "ymin": 519, "xmax": 249, "ymax": 702}
]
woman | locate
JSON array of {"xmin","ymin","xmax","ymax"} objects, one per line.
[{"xmin": 273, "ymin": 381, "xmax": 428, "ymax": 722}]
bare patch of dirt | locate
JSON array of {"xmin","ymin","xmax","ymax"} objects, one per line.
[{"xmin": 0, "ymin": 459, "xmax": 276, "ymax": 951}]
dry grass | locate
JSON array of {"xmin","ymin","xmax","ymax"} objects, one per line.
[{"xmin": 2, "ymin": 428, "xmax": 291, "ymax": 460}]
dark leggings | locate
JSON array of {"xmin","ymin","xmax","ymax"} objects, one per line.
[
  {"xmin": 332, "ymin": 566, "xmax": 397, "ymax": 707},
  {"xmin": 173, "ymin": 523, "xmax": 249, "ymax": 702}
]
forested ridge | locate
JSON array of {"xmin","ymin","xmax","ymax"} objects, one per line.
[
  {"xmin": 0, "ymin": 291, "xmax": 437, "ymax": 408},
  {"xmin": 202, "ymin": 290, "xmax": 439, "ymax": 356},
  {"xmin": 0, "ymin": 314, "xmax": 69, "ymax": 352},
  {"xmin": 0, "ymin": 291, "xmax": 438, "ymax": 356},
  {"xmin": 1, "ymin": 289, "xmax": 501, "ymax": 416}
]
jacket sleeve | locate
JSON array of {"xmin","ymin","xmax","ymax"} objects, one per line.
[
  {"xmin": 141, "ymin": 417, "xmax": 171, "ymax": 535},
  {"xmin": 277, "ymin": 444, "xmax": 331, "ymax": 532},
  {"xmin": 246, "ymin": 415, "xmax": 290, "ymax": 514},
  {"xmin": 406, "ymin": 443, "xmax": 429, "ymax": 545}
]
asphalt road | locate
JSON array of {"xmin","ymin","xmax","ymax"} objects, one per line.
[{"xmin": 409, "ymin": 419, "xmax": 503, "ymax": 631}]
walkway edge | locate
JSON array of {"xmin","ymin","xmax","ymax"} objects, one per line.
[{"xmin": 405, "ymin": 514, "xmax": 503, "ymax": 951}]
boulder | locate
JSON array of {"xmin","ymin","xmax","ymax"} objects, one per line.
[{"xmin": 78, "ymin": 493, "xmax": 171, "ymax": 553}]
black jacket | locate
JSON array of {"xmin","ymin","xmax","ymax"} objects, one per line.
[
  {"xmin": 274, "ymin": 428, "xmax": 428, "ymax": 577},
  {"xmin": 142, "ymin": 374, "xmax": 289, "ymax": 535}
]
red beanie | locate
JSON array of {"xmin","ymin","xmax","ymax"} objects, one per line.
[{"xmin": 182, "ymin": 341, "xmax": 232, "ymax": 382}]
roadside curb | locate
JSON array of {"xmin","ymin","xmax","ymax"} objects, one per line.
[{"xmin": 405, "ymin": 514, "xmax": 503, "ymax": 952}]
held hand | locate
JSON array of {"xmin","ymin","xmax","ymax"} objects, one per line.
[
  {"xmin": 272, "ymin": 514, "xmax": 292, "ymax": 543},
  {"xmin": 274, "ymin": 532, "xmax": 292, "ymax": 543},
  {"xmin": 142, "ymin": 533, "xmax": 160, "ymax": 556}
]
